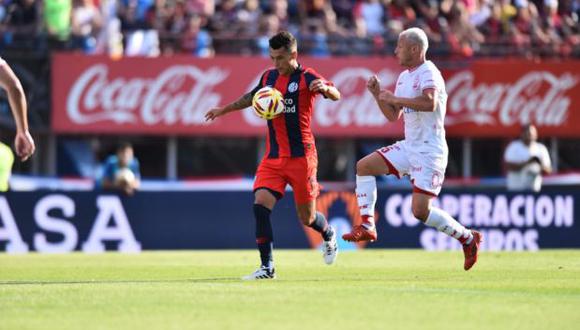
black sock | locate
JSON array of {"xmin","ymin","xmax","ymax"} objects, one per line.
[
  {"xmin": 308, "ymin": 212, "xmax": 334, "ymax": 241},
  {"xmin": 253, "ymin": 204, "xmax": 273, "ymax": 269}
]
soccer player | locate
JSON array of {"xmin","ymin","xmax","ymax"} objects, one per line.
[
  {"xmin": 205, "ymin": 31, "xmax": 341, "ymax": 280},
  {"xmin": 342, "ymin": 27, "xmax": 482, "ymax": 271},
  {"xmin": 0, "ymin": 57, "xmax": 35, "ymax": 162}
]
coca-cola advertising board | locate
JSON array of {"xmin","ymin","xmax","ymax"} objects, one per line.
[
  {"xmin": 444, "ymin": 60, "xmax": 580, "ymax": 137},
  {"xmin": 52, "ymin": 54, "xmax": 580, "ymax": 137}
]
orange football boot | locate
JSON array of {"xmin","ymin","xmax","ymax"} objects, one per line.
[
  {"xmin": 342, "ymin": 224, "xmax": 378, "ymax": 242},
  {"xmin": 463, "ymin": 231, "xmax": 482, "ymax": 271}
]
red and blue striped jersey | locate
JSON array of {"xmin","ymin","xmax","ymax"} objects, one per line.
[{"xmin": 250, "ymin": 64, "xmax": 333, "ymax": 159}]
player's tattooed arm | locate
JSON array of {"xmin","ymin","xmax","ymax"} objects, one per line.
[
  {"xmin": 226, "ymin": 92, "xmax": 253, "ymax": 111},
  {"xmin": 205, "ymin": 92, "xmax": 253, "ymax": 121}
]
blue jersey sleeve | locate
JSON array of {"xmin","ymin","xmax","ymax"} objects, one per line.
[
  {"xmin": 102, "ymin": 157, "xmax": 117, "ymax": 181},
  {"xmin": 130, "ymin": 159, "xmax": 141, "ymax": 179}
]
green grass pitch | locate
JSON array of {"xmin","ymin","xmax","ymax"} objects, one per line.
[{"xmin": 1, "ymin": 250, "xmax": 579, "ymax": 330}]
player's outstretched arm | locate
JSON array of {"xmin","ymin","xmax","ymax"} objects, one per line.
[
  {"xmin": 205, "ymin": 92, "xmax": 253, "ymax": 121},
  {"xmin": 0, "ymin": 61, "xmax": 35, "ymax": 161}
]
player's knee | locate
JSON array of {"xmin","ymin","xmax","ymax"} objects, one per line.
[
  {"xmin": 254, "ymin": 190, "xmax": 276, "ymax": 209},
  {"xmin": 356, "ymin": 159, "xmax": 372, "ymax": 176},
  {"xmin": 254, "ymin": 194, "xmax": 267, "ymax": 205},
  {"xmin": 298, "ymin": 209, "xmax": 315, "ymax": 225},
  {"xmin": 412, "ymin": 205, "xmax": 429, "ymax": 222}
]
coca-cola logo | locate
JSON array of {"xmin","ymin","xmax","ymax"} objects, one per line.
[
  {"xmin": 446, "ymin": 71, "xmax": 578, "ymax": 126},
  {"xmin": 315, "ymin": 68, "xmax": 397, "ymax": 127},
  {"xmin": 62, "ymin": 59, "xmax": 579, "ymax": 135},
  {"xmin": 67, "ymin": 64, "xmax": 228, "ymax": 125}
]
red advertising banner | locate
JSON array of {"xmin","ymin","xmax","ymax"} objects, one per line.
[
  {"xmin": 444, "ymin": 60, "xmax": 580, "ymax": 137},
  {"xmin": 52, "ymin": 54, "xmax": 580, "ymax": 137}
]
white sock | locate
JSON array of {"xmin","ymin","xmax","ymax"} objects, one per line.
[
  {"xmin": 425, "ymin": 207, "xmax": 473, "ymax": 245},
  {"xmin": 356, "ymin": 175, "xmax": 377, "ymax": 229}
]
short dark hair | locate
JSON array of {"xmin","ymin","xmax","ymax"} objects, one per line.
[
  {"xmin": 117, "ymin": 142, "xmax": 133, "ymax": 152},
  {"xmin": 269, "ymin": 31, "xmax": 297, "ymax": 53}
]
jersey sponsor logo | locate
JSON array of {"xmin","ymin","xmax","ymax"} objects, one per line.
[
  {"xmin": 283, "ymin": 98, "xmax": 296, "ymax": 113},
  {"xmin": 410, "ymin": 165, "xmax": 422, "ymax": 173},
  {"xmin": 413, "ymin": 76, "xmax": 420, "ymax": 90}
]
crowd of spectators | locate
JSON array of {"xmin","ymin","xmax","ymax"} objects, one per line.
[{"xmin": 0, "ymin": 0, "xmax": 578, "ymax": 58}]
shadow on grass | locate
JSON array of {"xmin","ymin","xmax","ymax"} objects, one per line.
[
  {"xmin": 0, "ymin": 276, "xmax": 445, "ymax": 286},
  {"xmin": 0, "ymin": 278, "xmax": 242, "ymax": 285}
]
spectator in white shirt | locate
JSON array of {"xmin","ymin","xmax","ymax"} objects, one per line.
[{"xmin": 503, "ymin": 124, "xmax": 552, "ymax": 192}]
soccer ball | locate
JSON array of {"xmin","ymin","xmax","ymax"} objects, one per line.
[
  {"xmin": 252, "ymin": 86, "xmax": 285, "ymax": 120},
  {"xmin": 115, "ymin": 168, "xmax": 135, "ymax": 185}
]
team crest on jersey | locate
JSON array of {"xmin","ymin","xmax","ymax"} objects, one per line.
[
  {"xmin": 288, "ymin": 82, "xmax": 298, "ymax": 93},
  {"xmin": 413, "ymin": 76, "xmax": 420, "ymax": 90}
]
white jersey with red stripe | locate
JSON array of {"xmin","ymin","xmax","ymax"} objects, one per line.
[
  {"xmin": 377, "ymin": 60, "xmax": 449, "ymax": 196},
  {"xmin": 394, "ymin": 60, "xmax": 448, "ymax": 156}
]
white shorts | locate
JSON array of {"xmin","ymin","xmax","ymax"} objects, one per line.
[{"xmin": 375, "ymin": 140, "xmax": 447, "ymax": 196}]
